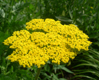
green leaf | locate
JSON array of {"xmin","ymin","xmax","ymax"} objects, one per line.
[
  {"xmin": 69, "ymin": 10, "xmax": 73, "ymax": 19},
  {"xmin": 89, "ymin": 49, "xmax": 99, "ymax": 55},
  {"xmin": 73, "ymin": 62, "xmax": 98, "ymax": 69},
  {"xmin": 53, "ymin": 64, "xmax": 73, "ymax": 73},
  {"xmin": 58, "ymin": 65, "xmax": 73, "ymax": 73},
  {"xmin": 41, "ymin": 72, "xmax": 51, "ymax": 79},
  {"xmin": 44, "ymin": 64, "xmax": 51, "ymax": 72},
  {"xmin": 72, "ymin": 75, "xmax": 97, "ymax": 80},
  {"xmin": 55, "ymin": 16, "xmax": 73, "ymax": 23},
  {"xmin": 52, "ymin": 73, "xmax": 59, "ymax": 80},
  {"xmin": 75, "ymin": 70, "xmax": 99, "ymax": 77}
]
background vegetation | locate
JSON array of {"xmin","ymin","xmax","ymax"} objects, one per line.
[{"xmin": 0, "ymin": 0, "xmax": 99, "ymax": 80}]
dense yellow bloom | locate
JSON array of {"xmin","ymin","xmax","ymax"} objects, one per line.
[{"xmin": 3, "ymin": 18, "xmax": 92, "ymax": 68}]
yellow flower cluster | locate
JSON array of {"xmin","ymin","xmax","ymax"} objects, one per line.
[{"xmin": 3, "ymin": 18, "xmax": 92, "ymax": 68}]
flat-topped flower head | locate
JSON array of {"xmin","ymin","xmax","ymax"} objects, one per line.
[{"xmin": 3, "ymin": 18, "xmax": 92, "ymax": 68}]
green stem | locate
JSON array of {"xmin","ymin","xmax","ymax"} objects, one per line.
[{"xmin": 35, "ymin": 68, "xmax": 42, "ymax": 80}]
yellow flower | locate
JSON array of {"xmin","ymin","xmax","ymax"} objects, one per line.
[{"xmin": 3, "ymin": 18, "xmax": 92, "ymax": 68}]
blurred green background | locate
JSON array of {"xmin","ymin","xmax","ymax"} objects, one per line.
[{"xmin": 0, "ymin": 0, "xmax": 99, "ymax": 80}]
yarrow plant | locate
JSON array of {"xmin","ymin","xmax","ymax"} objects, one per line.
[{"xmin": 3, "ymin": 18, "xmax": 92, "ymax": 79}]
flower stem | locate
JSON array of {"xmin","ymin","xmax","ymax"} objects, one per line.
[{"xmin": 35, "ymin": 68, "xmax": 42, "ymax": 80}]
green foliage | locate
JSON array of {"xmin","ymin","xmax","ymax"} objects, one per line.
[
  {"xmin": 0, "ymin": 0, "xmax": 40, "ymax": 34},
  {"xmin": 40, "ymin": 1, "xmax": 99, "ymax": 79},
  {"xmin": 40, "ymin": 0, "xmax": 99, "ymax": 36},
  {"xmin": 40, "ymin": 63, "xmax": 73, "ymax": 80},
  {"xmin": 72, "ymin": 49, "xmax": 99, "ymax": 80},
  {"xmin": 0, "ymin": 0, "xmax": 99, "ymax": 80},
  {"xmin": 0, "ymin": 0, "xmax": 42, "ymax": 80},
  {"xmin": 41, "ymin": 0, "xmax": 67, "ymax": 19}
]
